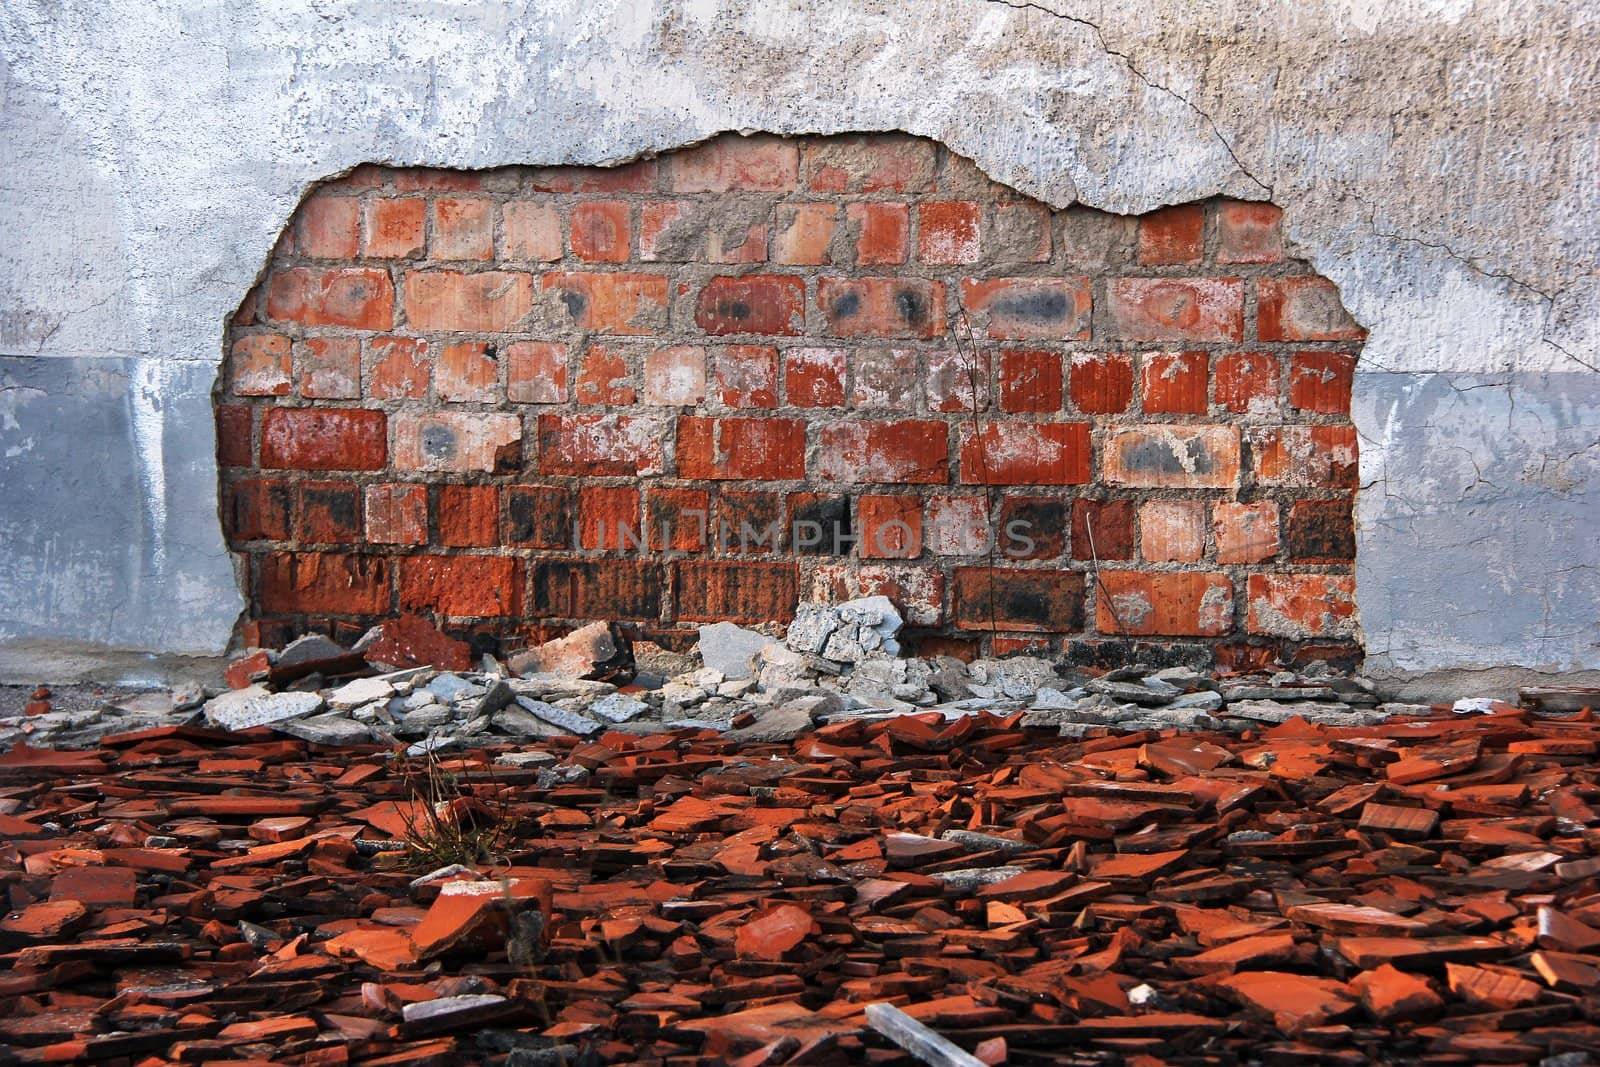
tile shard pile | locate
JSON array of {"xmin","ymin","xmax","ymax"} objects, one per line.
[{"xmin": 4, "ymin": 686, "xmax": 1600, "ymax": 1065}]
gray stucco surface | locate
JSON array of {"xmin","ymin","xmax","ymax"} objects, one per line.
[{"xmin": 0, "ymin": 0, "xmax": 1595, "ymax": 674}]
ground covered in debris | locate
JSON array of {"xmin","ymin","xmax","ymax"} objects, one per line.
[{"xmin": 6, "ymin": 689, "xmax": 1600, "ymax": 1065}]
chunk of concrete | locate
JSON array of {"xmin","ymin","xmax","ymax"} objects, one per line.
[
  {"xmin": 697, "ymin": 622, "xmax": 775, "ymax": 681},
  {"xmin": 204, "ymin": 687, "xmax": 324, "ymax": 731}
]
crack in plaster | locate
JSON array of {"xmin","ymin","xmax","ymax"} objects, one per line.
[{"xmin": 975, "ymin": 0, "xmax": 1273, "ymax": 199}]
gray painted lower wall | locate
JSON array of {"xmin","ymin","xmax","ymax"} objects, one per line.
[
  {"xmin": 0, "ymin": 356, "xmax": 241, "ymax": 654},
  {"xmin": 1356, "ymin": 371, "xmax": 1600, "ymax": 674},
  {"xmin": 1, "ymin": 0, "xmax": 1596, "ymax": 679}
]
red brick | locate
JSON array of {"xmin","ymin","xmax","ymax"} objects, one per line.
[
  {"xmin": 805, "ymin": 135, "xmax": 936, "ymax": 193},
  {"xmin": 1215, "ymin": 352, "xmax": 1280, "ymax": 414},
  {"xmin": 1214, "ymin": 501, "xmax": 1280, "ymax": 564},
  {"xmin": 574, "ymin": 344, "xmax": 637, "ymax": 405},
  {"xmin": 1097, "ymin": 572, "xmax": 1233, "ymax": 636},
  {"xmin": 1286, "ymin": 498, "xmax": 1356, "ymax": 563},
  {"xmin": 527, "ymin": 158, "xmax": 658, "ymax": 193},
  {"xmin": 1141, "ymin": 351, "xmax": 1209, "ymax": 415},
  {"xmin": 436, "ymin": 342, "xmax": 500, "ymax": 403},
  {"xmin": 814, "ymin": 420, "xmax": 949, "ymax": 484},
  {"xmin": 297, "ymin": 337, "xmax": 360, "ymax": 399},
  {"xmin": 959, "ymin": 423, "xmax": 1091, "ymax": 485},
  {"xmin": 1137, "ymin": 203, "xmax": 1205, "ymax": 265},
  {"xmin": 716, "ymin": 490, "xmax": 782, "ymax": 555},
  {"xmin": 953, "ymin": 568, "xmax": 1085, "ymax": 632},
  {"xmin": 998, "ymin": 349, "xmax": 1062, "ymax": 413},
  {"xmin": 260, "ymin": 408, "xmax": 387, "ymax": 471},
  {"xmin": 673, "ymin": 561, "xmax": 798, "ymax": 623},
  {"xmin": 507, "ymin": 485, "xmax": 572, "ymax": 549},
  {"xmin": 230, "ymin": 334, "xmax": 292, "ymax": 396},
  {"xmin": 394, "ymin": 169, "xmax": 486, "ymax": 192},
  {"xmin": 1289, "ymin": 352, "xmax": 1356, "ymax": 414},
  {"xmin": 708, "ymin": 217, "xmax": 769, "ymax": 265},
  {"xmin": 1140, "ymin": 500, "xmax": 1206, "ymax": 562},
  {"xmin": 1103, "ymin": 425, "xmax": 1240, "ymax": 489},
  {"xmin": 959, "ymin": 278, "xmax": 1091, "ymax": 340},
  {"xmin": 405, "ymin": 270, "xmax": 534, "ymax": 331},
  {"xmin": 819, "ymin": 277, "xmax": 944, "ymax": 339},
  {"xmin": 1217, "ymin": 202, "xmax": 1283, "ymax": 264},
  {"xmin": 363, "ymin": 197, "xmax": 426, "ymax": 258},
  {"xmin": 431, "ymin": 197, "xmax": 495, "ymax": 261},
  {"xmin": 569, "ymin": 201, "xmax": 632, "ymax": 263},
  {"xmin": 227, "ymin": 479, "xmax": 292, "ymax": 541},
  {"xmin": 649, "ymin": 488, "xmax": 711, "ymax": 552},
  {"xmin": 924, "ymin": 348, "xmax": 988, "ymax": 413},
  {"xmin": 858, "ymin": 495, "xmax": 922, "ymax": 560},
  {"xmin": 695, "ymin": 275, "xmax": 805, "ymax": 336},
  {"xmin": 501, "ymin": 201, "xmax": 562, "ymax": 261},
  {"xmin": 774, "ymin": 203, "xmax": 836, "ymax": 265},
  {"xmin": 677, "ymin": 416, "xmax": 807, "ymax": 480},
  {"xmin": 848, "ymin": 202, "xmax": 909, "ymax": 266},
  {"xmin": 1247, "ymin": 573, "xmax": 1357, "ymax": 638},
  {"xmin": 789, "ymin": 492, "xmax": 852, "ymax": 556},
  {"xmin": 261, "ymin": 552, "xmax": 391, "ymax": 615},
  {"xmin": 360, "ymin": 614, "xmax": 473, "ymax": 672},
  {"xmin": 927, "ymin": 495, "xmax": 991, "ymax": 556},
  {"xmin": 400, "ymin": 555, "xmax": 523, "ymax": 618},
  {"xmin": 364, "ymin": 483, "xmax": 429, "ymax": 545},
  {"xmin": 918, "ymin": 201, "xmax": 982, "ymax": 264},
  {"xmin": 713, "ymin": 345, "xmax": 779, "ymax": 409},
  {"xmin": 392, "ymin": 411, "xmax": 522, "ymax": 473},
  {"xmin": 366, "ymin": 336, "xmax": 431, "ymax": 399},
  {"xmin": 1249, "ymin": 425, "xmax": 1358, "ymax": 488},
  {"xmin": 267, "ymin": 267, "xmax": 394, "ymax": 329},
  {"xmin": 992, "ymin": 635, "xmax": 1052, "ymax": 655},
  {"xmin": 638, "ymin": 200, "xmax": 698, "ymax": 262},
  {"xmin": 643, "ymin": 345, "xmax": 707, "ymax": 406},
  {"xmin": 1258, "ymin": 277, "xmax": 1366, "ymax": 341},
  {"xmin": 532, "ymin": 559, "xmax": 663, "ymax": 620},
  {"xmin": 850, "ymin": 348, "xmax": 918, "ymax": 409},
  {"xmin": 578, "ymin": 486, "xmax": 644, "ymax": 551},
  {"xmin": 1107, "ymin": 278, "xmax": 1243, "ymax": 342},
  {"xmin": 1069, "ymin": 353, "xmax": 1134, "ymax": 414},
  {"xmin": 294, "ymin": 194, "xmax": 360, "ymax": 259},
  {"xmin": 1071, "ymin": 499, "xmax": 1135, "ymax": 561},
  {"xmin": 537, "ymin": 413, "xmax": 666, "ymax": 476},
  {"xmin": 506, "ymin": 341, "xmax": 568, "ymax": 404},
  {"xmin": 784, "ymin": 347, "xmax": 846, "ymax": 408},
  {"xmin": 216, "ymin": 405, "xmax": 255, "ymax": 467},
  {"xmin": 810, "ymin": 563, "xmax": 944, "ymax": 626},
  {"xmin": 298, "ymin": 481, "xmax": 361, "ymax": 543},
  {"xmin": 437, "ymin": 485, "xmax": 499, "ymax": 547},
  {"xmin": 543, "ymin": 271, "xmax": 669, "ymax": 335},
  {"xmin": 668, "ymin": 135, "xmax": 798, "ymax": 193},
  {"xmin": 997, "ymin": 496, "xmax": 1068, "ymax": 560}
]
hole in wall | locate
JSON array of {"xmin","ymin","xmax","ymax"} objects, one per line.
[{"xmin": 215, "ymin": 132, "xmax": 1366, "ymax": 668}]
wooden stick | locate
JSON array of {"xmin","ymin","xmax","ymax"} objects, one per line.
[{"xmin": 865, "ymin": 1002, "xmax": 988, "ymax": 1067}]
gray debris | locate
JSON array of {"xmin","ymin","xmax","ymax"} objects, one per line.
[
  {"xmin": 204, "ymin": 687, "xmax": 324, "ymax": 731},
  {"xmin": 590, "ymin": 693, "xmax": 649, "ymax": 723},
  {"xmin": 513, "ymin": 696, "xmax": 603, "ymax": 737},
  {"xmin": 697, "ymin": 622, "xmax": 775, "ymax": 681}
]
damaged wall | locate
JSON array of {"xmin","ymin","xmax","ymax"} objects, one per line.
[
  {"xmin": 0, "ymin": 0, "xmax": 1596, "ymax": 681},
  {"xmin": 220, "ymin": 138, "xmax": 1363, "ymax": 663}
]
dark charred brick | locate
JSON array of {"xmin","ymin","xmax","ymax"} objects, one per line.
[
  {"xmin": 1286, "ymin": 498, "xmax": 1356, "ymax": 563},
  {"xmin": 952, "ymin": 567, "xmax": 1085, "ymax": 632}
]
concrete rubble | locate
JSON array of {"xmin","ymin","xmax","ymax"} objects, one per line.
[{"xmin": 0, "ymin": 600, "xmax": 1568, "ymax": 755}]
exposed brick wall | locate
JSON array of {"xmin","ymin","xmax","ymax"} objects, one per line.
[{"xmin": 219, "ymin": 133, "xmax": 1365, "ymax": 664}]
